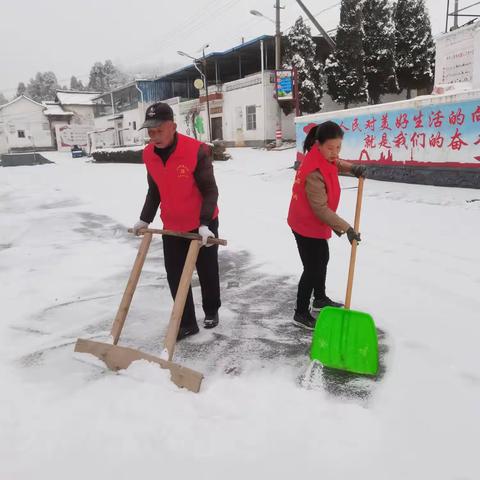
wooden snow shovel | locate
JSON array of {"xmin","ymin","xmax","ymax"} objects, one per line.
[
  {"xmin": 75, "ymin": 228, "xmax": 227, "ymax": 393},
  {"xmin": 310, "ymin": 177, "xmax": 379, "ymax": 375}
]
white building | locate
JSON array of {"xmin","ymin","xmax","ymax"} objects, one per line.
[
  {"xmin": 166, "ymin": 71, "xmax": 295, "ymax": 146},
  {"xmin": 48, "ymin": 90, "xmax": 100, "ymax": 151},
  {"xmin": 0, "ymin": 96, "xmax": 53, "ymax": 154},
  {"xmin": 54, "ymin": 90, "xmax": 99, "ymax": 126},
  {"xmin": 91, "ymin": 36, "xmax": 302, "ymax": 150},
  {"xmin": 91, "ymin": 81, "xmax": 153, "ymax": 150},
  {"xmin": 42, "ymin": 101, "xmax": 73, "ymax": 150}
]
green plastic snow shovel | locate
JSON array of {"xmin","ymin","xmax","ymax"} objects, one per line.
[{"xmin": 310, "ymin": 177, "xmax": 378, "ymax": 375}]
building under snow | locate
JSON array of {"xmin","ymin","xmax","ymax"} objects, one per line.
[
  {"xmin": 0, "ymin": 96, "xmax": 53, "ymax": 153},
  {"xmin": 90, "ymin": 35, "xmax": 330, "ymax": 150}
]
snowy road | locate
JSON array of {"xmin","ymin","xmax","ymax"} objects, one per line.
[{"xmin": 1, "ymin": 150, "xmax": 479, "ymax": 479}]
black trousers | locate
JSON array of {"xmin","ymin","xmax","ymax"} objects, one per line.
[
  {"xmin": 293, "ymin": 230, "xmax": 329, "ymax": 313},
  {"xmin": 162, "ymin": 218, "xmax": 221, "ymax": 329}
]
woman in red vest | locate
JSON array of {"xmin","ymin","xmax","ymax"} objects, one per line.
[
  {"xmin": 132, "ymin": 102, "xmax": 220, "ymax": 340},
  {"xmin": 287, "ymin": 121, "xmax": 365, "ymax": 330}
]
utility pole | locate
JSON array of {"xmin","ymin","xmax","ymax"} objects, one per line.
[
  {"xmin": 295, "ymin": 0, "xmax": 336, "ymax": 51},
  {"xmin": 202, "ymin": 48, "xmax": 212, "ymax": 143},
  {"xmin": 445, "ymin": 0, "xmax": 450, "ymax": 32},
  {"xmin": 293, "ymin": 66, "xmax": 300, "ymax": 116},
  {"xmin": 275, "ymin": 0, "xmax": 282, "ymax": 147},
  {"xmin": 110, "ymin": 91, "xmax": 118, "ymax": 146}
]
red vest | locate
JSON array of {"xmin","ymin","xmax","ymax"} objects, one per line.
[
  {"xmin": 143, "ymin": 133, "xmax": 218, "ymax": 231},
  {"xmin": 287, "ymin": 147, "xmax": 341, "ymax": 239}
]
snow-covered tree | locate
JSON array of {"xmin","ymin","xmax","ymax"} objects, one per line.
[
  {"xmin": 0, "ymin": 92, "xmax": 7, "ymax": 105},
  {"xmin": 363, "ymin": 0, "xmax": 399, "ymax": 104},
  {"xmin": 16, "ymin": 82, "xmax": 26, "ymax": 97},
  {"xmin": 394, "ymin": 0, "xmax": 435, "ymax": 98},
  {"xmin": 88, "ymin": 62, "xmax": 107, "ymax": 92},
  {"xmin": 88, "ymin": 60, "xmax": 130, "ymax": 92},
  {"xmin": 325, "ymin": 0, "xmax": 368, "ymax": 109},
  {"xmin": 70, "ymin": 76, "xmax": 85, "ymax": 91},
  {"xmin": 26, "ymin": 71, "xmax": 59, "ymax": 102},
  {"xmin": 283, "ymin": 16, "xmax": 324, "ymax": 114},
  {"xmin": 104, "ymin": 60, "xmax": 129, "ymax": 89}
]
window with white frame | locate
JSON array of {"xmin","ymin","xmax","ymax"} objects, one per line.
[
  {"xmin": 17, "ymin": 130, "xmax": 25, "ymax": 138},
  {"xmin": 246, "ymin": 105, "xmax": 256, "ymax": 130}
]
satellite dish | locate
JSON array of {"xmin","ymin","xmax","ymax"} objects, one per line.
[{"xmin": 194, "ymin": 78, "xmax": 204, "ymax": 90}]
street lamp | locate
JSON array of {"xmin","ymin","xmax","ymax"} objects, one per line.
[
  {"xmin": 250, "ymin": 3, "xmax": 282, "ymax": 146},
  {"xmin": 249, "ymin": 10, "xmax": 275, "ymax": 23},
  {"xmin": 177, "ymin": 48, "xmax": 212, "ymax": 143}
]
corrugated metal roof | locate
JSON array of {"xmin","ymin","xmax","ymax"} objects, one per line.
[{"xmin": 164, "ymin": 35, "xmax": 274, "ymax": 80}]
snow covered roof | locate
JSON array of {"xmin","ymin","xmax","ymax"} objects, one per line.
[
  {"xmin": 0, "ymin": 95, "xmax": 44, "ymax": 111},
  {"xmin": 55, "ymin": 90, "xmax": 101, "ymax": 106},
  {"xmin": 42, "ymin": 102, "xmax": 73, "ymax": 116}
]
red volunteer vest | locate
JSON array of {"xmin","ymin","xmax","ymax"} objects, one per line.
[
  {"xmin": 143, "ymin": 133, "xmax": 218, "ymax": 231},
  {"xmin": 287, "ymin": 147, "xmax": 341, "ymax": 239}
]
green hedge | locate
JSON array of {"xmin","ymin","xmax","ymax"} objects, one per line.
[{"xmin": 92, "ymin": 149, "xmax": 143, "ymax": 164}]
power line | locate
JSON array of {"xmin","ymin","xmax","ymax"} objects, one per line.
[
  {"xmin": 2, "ymin": 0, "xmax": 333, "ymax": 99},
  {"xmin": 313, "ymin": 2, "xmax": 341, "ymax": 17},
  {"xmin": 126, "ymin": 0, "xmax": 238, "ymax": 66},
  {"xmin": 0, "ymin": 0, "xmax": 231, "ymax": 96}
]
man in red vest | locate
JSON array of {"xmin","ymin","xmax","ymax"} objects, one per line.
[
  {"xmin": 287, "ymin": 121, "xmax": 365, "ymax": 330},
  {"xmin": 132, "ymin": 102, "xmax": 220, "ymax": 340}
]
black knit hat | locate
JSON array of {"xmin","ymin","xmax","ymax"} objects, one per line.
[{"xmin": 139, "ymin": 102, "xmax": 174, "ymax": 129}]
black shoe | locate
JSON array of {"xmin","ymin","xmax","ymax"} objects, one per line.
[
  {"xmin": 203, "ymin": 312, "xmax": 219, "ymax": 329},
  {"xmin": 293, "ymin": 311, "xmax": 317, "ymax": 330},
  {"xmin": 177, "ymin": 325, "xmax": 199, "ymax": 341},
  {"xmin": 312, "ymin": 297, "xmax": 344, "ymax": 311}
]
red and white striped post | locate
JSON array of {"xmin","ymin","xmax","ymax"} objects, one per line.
[{"xmin": 275, "ymin": 128, "xmax": 282, "ymax": 143}]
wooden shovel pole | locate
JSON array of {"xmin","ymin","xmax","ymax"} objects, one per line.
[
  {"xmin": 111, "ymin": 232, "xmax": 153, "ymax": 345},
  {"xmin": 128, "ymin": 228, "xmax": 227, "ymax": 246},
  {"xmin": 163, "ymin": 240, "xmax": 201, "ymax": 361},
  {"xmin": 345, "ymin": 177, "xmax": 365, "ymax": 310}
]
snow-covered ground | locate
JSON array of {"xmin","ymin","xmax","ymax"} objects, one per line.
[{"xmin": 1, "ymin": 149, "xmax": 479, "ymax": 479}]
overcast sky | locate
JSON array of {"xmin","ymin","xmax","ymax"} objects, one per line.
[{"xmin": 0, "ymin": 0, "xmax": 449, "ymax": 98}]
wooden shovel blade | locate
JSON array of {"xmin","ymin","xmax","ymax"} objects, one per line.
[
  {"xmin": 74, "ymin": 338, "xmax": 203, "ymax": 393},
  {"xmin": 310, "ymin": 306, "xmax": 379, "ymax": 375}
]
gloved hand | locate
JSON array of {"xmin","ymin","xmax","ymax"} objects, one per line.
[
  {"xmin": 198, "ymin": 225, "xmax": 215, "ymax": 247},
  {"xmin": 132, "ymin": 219, "xmax": 149, "ymax": 236},
  {"xmin": 346, "ymin": 227, "xmax": 361, "ymax": 245},
  {"xmin": 351, "ymin": 165, "xmax": 367, "ymax": 178}
]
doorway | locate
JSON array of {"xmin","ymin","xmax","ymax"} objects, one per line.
[{"xmin": 211, "ymin": 117, "xmax": 223, "ymax": 141}]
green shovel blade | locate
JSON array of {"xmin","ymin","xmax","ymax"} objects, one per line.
[{"xmin": 310, "ymin": 306, "xmax": 379, "ymax": 375}]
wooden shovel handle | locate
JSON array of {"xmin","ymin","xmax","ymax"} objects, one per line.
[
  {"xmin": 163, "ymin": 240, "xmax": 201, "ymax": 361},
  {"xmin": 111, "ymin": 232, "xmax": 152, "ymax": 344},
  {"xmin": 128, "ymin": 228, "xmax": 227, "ymax": 246},
  {"xmin": 345, "ymin": 177, "xmax": 364, "ymax": 310}
]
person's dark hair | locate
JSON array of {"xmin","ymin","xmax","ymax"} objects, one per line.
[{"xmin": 303, "ymin": 121, "xmax": 344, "ymax": 153}]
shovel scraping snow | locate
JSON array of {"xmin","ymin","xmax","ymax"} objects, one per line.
[
  {"xmin": 75, "ymin": 228, "xmax": 227, "ymax": 393},
  {"xmin": 310, "ymin": 177, "xmax": 378, "ymax": 375}
]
